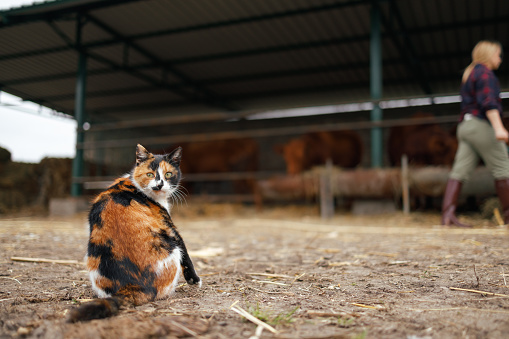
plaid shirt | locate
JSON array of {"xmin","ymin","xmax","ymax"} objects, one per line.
[{"xmin": 460, "ymin": 63, "xmax": 502, "ymax": 122}]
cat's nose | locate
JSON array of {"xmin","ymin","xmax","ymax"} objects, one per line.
[{"xmin": 152, "ymin": 182, "xmax": 164, "ymax": 190}]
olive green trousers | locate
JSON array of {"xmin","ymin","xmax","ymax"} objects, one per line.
[{"xmin": 450, "ymin": 117, "xmax": 509, "ymax": 181}]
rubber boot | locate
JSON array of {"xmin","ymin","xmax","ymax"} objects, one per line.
[
  {"xmin": 495, "ymin": 178, "xmax": 509, "ymax": 224},
  {"xmin": 441, "ymin": 179, "xmax": 472, "ymax": 227}
]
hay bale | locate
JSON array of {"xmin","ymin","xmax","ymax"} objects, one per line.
[
  {"xmin": 34, "ymin": 158, "xmax": 72, "ymax": 207},
  {"xmin": 0, "ymin": 146, "xmax": 11, "ymax": 163},
  {"xmin": 0, "ymin": 161, "xmax": 38, "ymax": 213},
  {"xmin": 0, "ymin": 157, "xmax": 72, "ymax": 214},
  {"xmin": 0, "ymin": 146, "xmax": 12, "ymax": 173},
  {"xmin": 480, "ymin": 197, "xmax": 501, "ymax": 220}
]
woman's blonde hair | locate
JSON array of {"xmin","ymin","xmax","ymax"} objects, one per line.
[{"xmin": 462, "ymin": 40, "xmax": 502, "ymax": 83}]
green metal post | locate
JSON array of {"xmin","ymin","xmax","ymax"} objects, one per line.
[
  {"xmin": 71, "ymin": 18, "xmax": 87, "ymax": 196},
  {"xmin": 370, "ymin": 1, "xmax": 383, "ymax": 168}
]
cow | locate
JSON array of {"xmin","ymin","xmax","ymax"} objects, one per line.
[
  {"xmin": 175, "ymin": 138, "xmax": 259, "ymax": 196},
  {"xmin": 276, "ymin": 130, "xmax": 363, "ymax": 175},
  {"xmin": 388, "ymin": 112, "xmax": 458, "ymax": 166},
  {"xmin": 179, "ymin": 138, "xmax": 258, "ymax": 174}
]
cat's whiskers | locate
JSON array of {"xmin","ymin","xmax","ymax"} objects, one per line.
[
  {"xmin": 176, "ymin": 188, "xmax": 188, "ymax": 206},
  {"xmin": 169, "ymin": 185, "xmax": 188, "ymax": 207}
]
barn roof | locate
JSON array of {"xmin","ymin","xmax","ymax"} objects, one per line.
[{"xmin": 1, "ymin": 0, "xmax": 508, "ymax": 128}]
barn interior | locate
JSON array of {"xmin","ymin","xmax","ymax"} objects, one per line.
[{"xmin": 0, "ymin": 0, "xmax": 508, "ymax": 213}]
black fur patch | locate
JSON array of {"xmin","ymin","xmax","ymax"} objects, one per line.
[
  {"xmin": 88, "ymin": 240, "xmax": 113, "ymax": 258},
  {"xmin": 103, "ymin": 259, "xmax": 157, "ymax": 298},
  {"xmin": 89, "ymin": 240, "xmax": 157, "ymax": 297},
  {"xmin": 160, "ymin": 209, "xmax": 174, "ymax": 227},
  {"xmin": 109, "ymin": 180, "xmax": 137, "ymax": 191},
  {"xmin": 111, "ymin": 190, "xmax": 150, "ymax": 207},
  {"xmin": 169, "ymin": 172, "xmax": 181, "ymax": 186},
  {"xmin": 108, "ymin": 180, "xmax": 125, "ymax": 190},
  {"xmin": 89, "ymin": 197, "xmax": 108, "ymax": 231},
  {"xmin": 155, "ymin": 229, "xmax": 178, "ymax": 252},
  {"xmin": 149, "ymin": 155, "xmax": 164, "ymax": 171}
]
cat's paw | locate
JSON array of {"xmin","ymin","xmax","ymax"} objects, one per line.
[{"xmin": 186, "ymin": 276, "xmax": 202, "ymax": 288}]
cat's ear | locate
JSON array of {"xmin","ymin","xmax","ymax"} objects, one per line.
[
  {"xmin": 136, "ymin": 144, "xmax": 151, "ymax": 165},
  {"xmin": 166, "ymin": 146, "xmax": 182, "ymax": 165}
]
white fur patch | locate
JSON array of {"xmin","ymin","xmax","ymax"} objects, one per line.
[
  {"xmin": 89, "ymin": 269, "xmax": 111, "ymax": 299},
  {"xmin": 155, "ymin": 247, "xmax": 182, "ymax": 298},
  {"xmin": 155, "ymin": 167, "xmax": 174, "ymax": 213}
]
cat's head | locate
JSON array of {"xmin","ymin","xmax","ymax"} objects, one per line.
[{"xmin": 131, "ymin": 144, "xmax": 183, "ymax": 208}]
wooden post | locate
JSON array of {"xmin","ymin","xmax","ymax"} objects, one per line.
[
  {"xmin": 401, "ymin": 154, "xmax": 410, "ymax": 214},
  {"xmin": 320, "ymin": 159, "xmax": 334, "ymax": 219}
]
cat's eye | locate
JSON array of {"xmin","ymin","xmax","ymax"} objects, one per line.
[
  {"xmin": 146, "ymin": 173, "xmax": 155, "ymax": 178},
  {"xmin": 165, "ymin": 172, "xmax": 172, "ymax": 179}
]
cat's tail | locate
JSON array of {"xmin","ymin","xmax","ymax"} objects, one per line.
[
  {"xmin": 66, "ymin": 297, "xmax": 122, "ymax": 323},
  {"xmin": 66, "ymin": 285, "xmax": 152, "ymax": 322}
]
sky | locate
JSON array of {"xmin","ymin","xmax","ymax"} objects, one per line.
[{"xmin": 0, "ymin": 0, "xmax": 76, "ymax": 163}]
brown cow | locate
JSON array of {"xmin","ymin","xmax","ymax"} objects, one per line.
[
  {"xmin": 276, "ymin": 130, "xmax": 363, "ymax": 175},
  {"xmin": 179, "ymin": 139, "xmax": 258, "ymax": 174},
  {"xmin": 176, "ymin": 138, "xmax": 259, "ymax": 195},
  {"xmin": 388, "ymin": 112, "xmax": 457, "ymax": 166}
]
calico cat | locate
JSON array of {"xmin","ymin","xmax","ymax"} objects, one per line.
[{"xmin": 68, "ymin": 144, "xmax": 201, "ymax": 322}]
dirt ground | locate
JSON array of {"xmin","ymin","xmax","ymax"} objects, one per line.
[{"xmin": 1, "ymin": 202, "xmax": 509, "ymax": 339}]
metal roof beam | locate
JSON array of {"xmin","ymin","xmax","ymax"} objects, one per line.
[
  {"xmin": 222, "ymin": 75, "xmax": 458, "ymax": 102},
  {"xmin": 128, "ymin": 0, "xmax": 369, "ymax": 40},
  {"xmin": 1, "ymin": 34, "xmax": 370, "ymax": 86},
  {"xmin": 0, "ymin": 0, "xmax": 143, "ymax": 27},
  {"xmin": 73, "ymin": 74, "xmax": 471, "ymax": 116},
  {"xmin": 0, "ymin": 84, "xmax": 70, "ymax": 114},
  {"xmin": 0, "ymin": 0, "xmax": 369, "ymax": 61},
  {"xmin": 15, "ymin": 50, "xmax": 490, "ymax": 104},
  {"xmin": 1, "ymin": 14, "xmax": 506, "ymax": 64},
  {"xmin": 42, "ymin": 15, "xmax": 236, "ymax": 112},
  {"xmin": 170, "ymin": 36, "xmax": 370, "ymax": 65},
  {"xmin": 0, "ymin": 46, "xmax": 69, "ymax": 62},
  {"xmin": 84, "ymin": 14, "xmax": 237, "ymax": 111},
  {"xmin": 12, "ymin": 60, "xmax": 378, "ymax": 104},
  {"xmin": 73, "ymin": 12, "xmax": 509, "ymax": 60},
  {"xmin": 378, "ymin": 0, "xmax": 432, "ymax": 95}
]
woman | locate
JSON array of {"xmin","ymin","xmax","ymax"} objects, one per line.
[{"xmin": 442, "ymin": 40, "xmax": 509, "ymax": 227}]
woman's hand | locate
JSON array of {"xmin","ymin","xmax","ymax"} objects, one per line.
[
  {"xmin": 487, "ymin": 109, "xmax": 509, "ymax": 143},
  {"xmin": 494, "ymin": 127, "xmax": 509, "ymax": 143}
]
